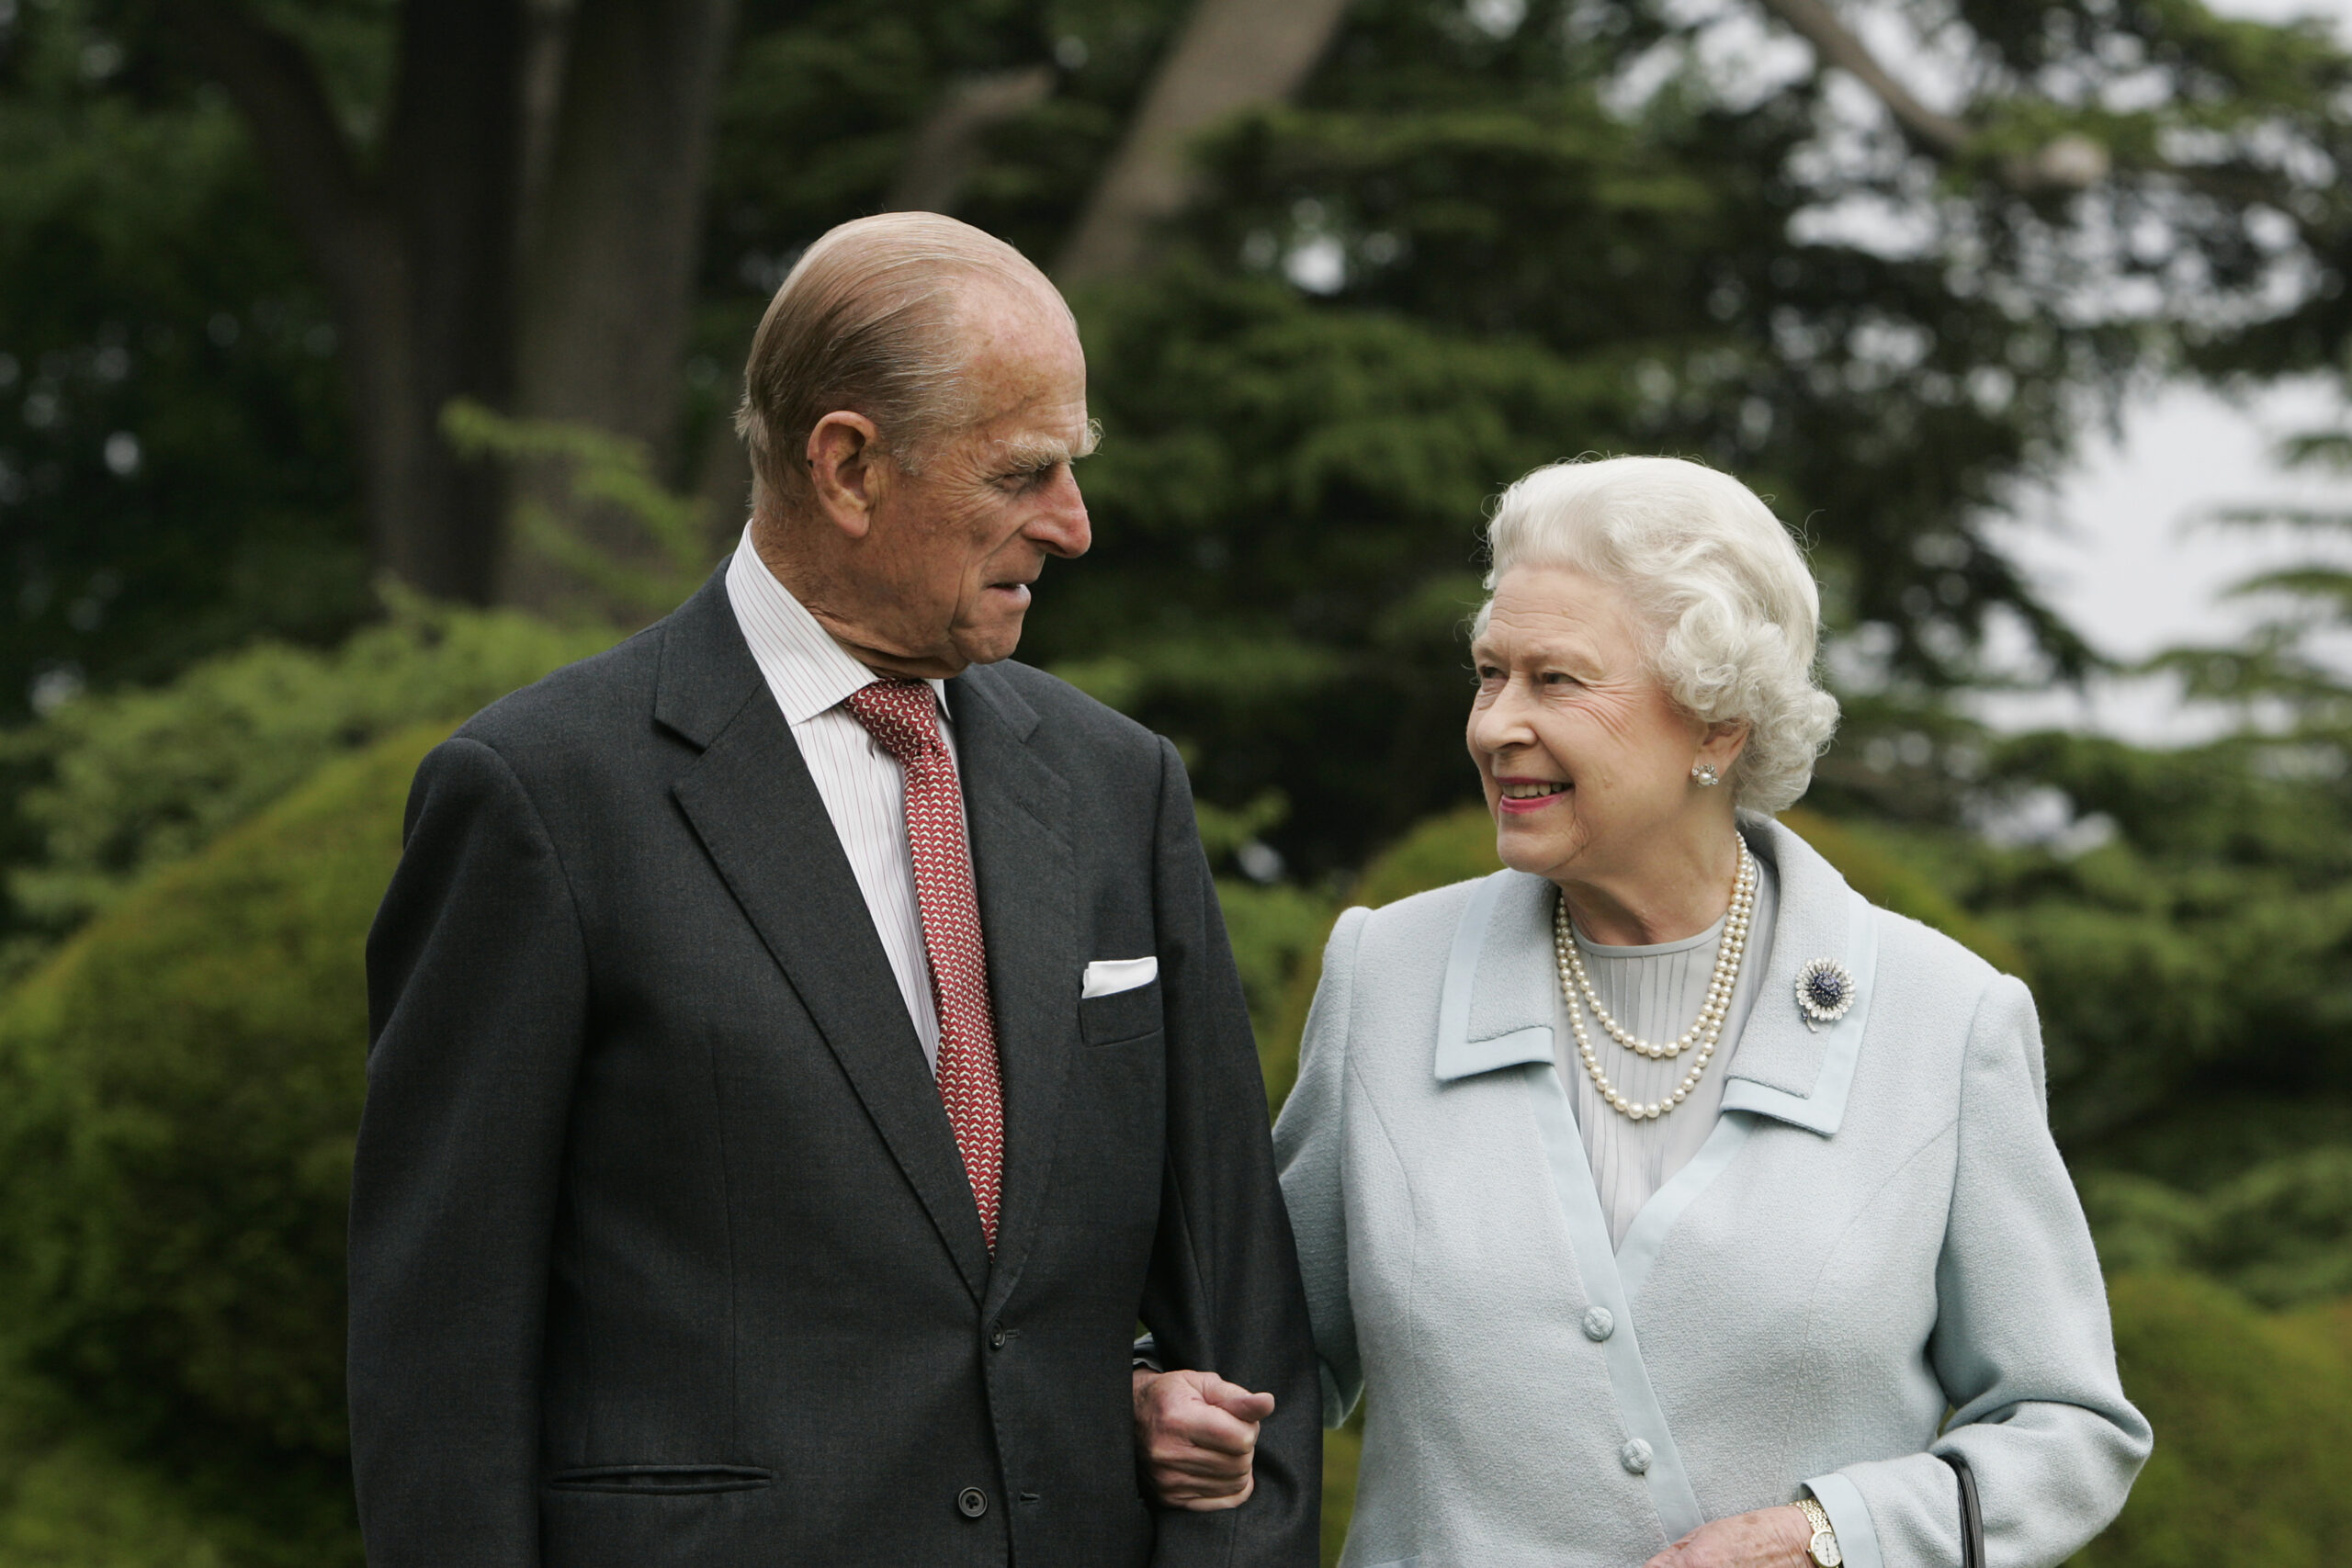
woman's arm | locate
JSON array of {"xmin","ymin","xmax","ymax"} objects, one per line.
[
  {"xmin": 1801, "ymin": 974, "xmax": 2153, "ymax": 1568},
  {"xmin": 1273, "ymin": 904, "xmax": 1373, "ymax": 1427}
]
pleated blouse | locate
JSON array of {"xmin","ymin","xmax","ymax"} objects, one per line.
[{"xmin": 1552, "ymin": 859, "xmax": 1781, "ymax": 1247}]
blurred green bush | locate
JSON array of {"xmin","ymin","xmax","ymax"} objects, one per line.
[
  {"xmin": 0, "ymin": 726, "xmax": 443, "ymax": 1565},
  {"xmin": 0, "ymin": 597, "xmax": 609, "ymax": 979},
  {"xmin": 2075, "ymin": 1276, "xmax": 2352, "ymax": 1568},
  {"xmin": 2084, "ymin": 1150, "xmax": 2352, "ymax": 1310},
  {"xmin": 0, "ymin": 1363, "xmax": 232, "ymax": 1566}
]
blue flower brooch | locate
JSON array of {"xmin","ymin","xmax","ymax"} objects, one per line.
[{"xmin": 1794, "ymin": 957, "xmax": 1857, "ymax": 1032}]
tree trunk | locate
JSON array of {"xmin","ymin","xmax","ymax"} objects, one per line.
[
  {"xmin": 503, "ymin": 0, "xmax": 741, "ymax": 613},
  {"xmin": 1055, "ymin": 0, "xmax": 1353, "ymax": 283},
  {"xmin": 373, "ymin": 0, "xmax": 529, "ymax": 602},
  {"xmin": 176, "ymin": 0, "xmax": 527, "ymax": 604}
]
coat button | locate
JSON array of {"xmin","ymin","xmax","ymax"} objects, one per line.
[
  {"xmin": 989, "ymin": 1326, "xmax": 1008, "ymax": 1349},
  {"xmin": 957, "ymin": 1486, "xmax": 989, "ymax": 1518},
  {"xmin": 1620, "ymin": 1438, "xmax": 1653, "ymax": 1474},
  {"xmin": 1581, "ymin": 1306, "xmax": 1614, "ymax": 1342}
]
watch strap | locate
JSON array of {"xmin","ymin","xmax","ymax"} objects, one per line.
[{"xmin": 1797, "ymin": 1495, "xmax": 1843, "ymax": 1567}]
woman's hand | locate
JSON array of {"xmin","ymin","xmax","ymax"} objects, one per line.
[
  {"xmin": 1131, "ymin": 1367, "xmax": 1276, "ymax": 1509},
  {"xmin": 1641, "ymin": 1505, "xmax": 1815, "ymax": 1568}
]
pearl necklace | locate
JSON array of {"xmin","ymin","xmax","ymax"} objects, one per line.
[{"xmin": 1553, "ymin": 838, "xmax": 1756, "ymax": 1122}]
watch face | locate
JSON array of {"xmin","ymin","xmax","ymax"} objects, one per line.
[{"xmin": 1811, "ymin": 1528, "xmax": 1844, "ymax": 1567}]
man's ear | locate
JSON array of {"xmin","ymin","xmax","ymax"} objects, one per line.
[{"xmin": 807, "ymin": 411, "xmax": 886, "ymax": 539}]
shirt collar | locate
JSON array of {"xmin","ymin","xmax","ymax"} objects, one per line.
[{"xmin": 724, "ymin": 525, "xmax": 951, "ymax": 727}]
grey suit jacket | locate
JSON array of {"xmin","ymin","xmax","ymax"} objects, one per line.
[
  {"xmin": 1275, "ymin": 816, "xmax": 2149, "ymax": 1568},
  {"xmin": 350, "ymin": 569, "xmax": 1319, "ymax": 1567}
]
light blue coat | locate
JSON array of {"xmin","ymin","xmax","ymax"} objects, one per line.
[{"xmin": 1273, "ymin": 817, "xmax": 2150, "ymax": 1568}]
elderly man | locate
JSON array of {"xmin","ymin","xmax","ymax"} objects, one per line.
[{"xmin": 349, "ymin": 212, "xmax": 1318, "ymax": 1567}]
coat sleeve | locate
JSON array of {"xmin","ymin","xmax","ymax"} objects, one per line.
[
  {"xmin": 1136, "ymin": 737, "xmax": 1323, "ymax": 1568},
  {"xmin": 349, "ymin": 736, "xmax": 591, "ymax": 1567},
  {"xmin": 1272, "ymin": 904, "xmax": 1371, "ymax": 1427},
  {"xmin": 1803, "ymin": 973, "xmax": 2152, "ymax": 1568}
]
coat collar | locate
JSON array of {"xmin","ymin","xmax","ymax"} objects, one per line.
[
  {"xmin": 652, "ymin": 565, "xmax": 767, "ymax": 750},
  {"xmin": 1431, "ymin": 815, "xmax": 1879, "ymax": 1136}
]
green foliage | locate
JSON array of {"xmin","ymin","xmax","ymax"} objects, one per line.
[
  {"xmin": 1351, "ymin": 805, "xmax": 1499, "ymax": 911},
  {"xmin": 1926, "ymin": 731, "xmax": 2352, "ymax": 1148},
  {"xmin": 0, "ymin": 728, "xmax": 438, "ymax": 1566},
  {"xmin": 440, "ymin": 399, "xmax": 717, "ymax": 623},
  {"xmin": 0, "ymin": 596, "xmax": 612, "ymax": 975},
  {"xmin": 1318, "ymin": 1409, "xmax": 1363, "ymax": 1568},
  {"xmin": 1218, "ymin": 876, "xmax": 1341, "ymax": 1114},
  {"xmin": 18, "ymin": 0, "xmax": 2352, "ymax": 885},
  {"xmin": 2075, "ymin": 1275, "xmax": 2352, "ymax": 1568},
  {"xmin": 0, "ymin": 1367, "xmax": 232, "ymax": 1567},
  {"xmin": 2086, "ymin": 1150, "xmax": 2352, "ymax": 1309},
  {"xmin": 0, "ymin": 0, "xmax": 369, "ymax": 719},
  {"xmin": 708, "ymin": 0, "xmax": 1187, "ymax": 280},
  {"xmin": 1013, "ymin": 0, "xmax": 2352, "ymax": 871}
]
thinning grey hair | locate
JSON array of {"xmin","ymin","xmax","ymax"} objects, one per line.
[
  {"xmin": 734, "ymin": 212, "xmax": 1066, "ymax": 515},
  {"xmin": 1476, "ymin": 456, "xmax": 1841, "ymax": 813}
]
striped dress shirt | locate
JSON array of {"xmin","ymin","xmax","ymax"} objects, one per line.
[{"xmin": 724, "ymin": 527, "xmax": 956, "ymax": 1071}]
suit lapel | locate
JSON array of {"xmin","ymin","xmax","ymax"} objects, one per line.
[
  {"xmin": 948, "ymin": 665, "xmax": 1079, "ymax": 1315},
  {"xmin": 659, "ymin": 572, "xmax": 992, "ymax": 1302}
]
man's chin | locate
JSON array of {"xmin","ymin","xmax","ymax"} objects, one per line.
[{"xmin": 950, "ymin": 616, "xmax": 1028, "ymax": 669}]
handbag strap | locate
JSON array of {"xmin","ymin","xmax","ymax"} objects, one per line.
[{"xmin": 1938, "ymin": 1450, "xmax": 1986, "ymax": 1568}]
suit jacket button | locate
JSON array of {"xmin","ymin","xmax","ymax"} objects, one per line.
[
  {"xmin": 957, "ymin": 1486, "xmax": 989, "ymax": 1518},
  {"xmin": 1581, "ymin": 1306, "xmax": 1614, "ymax": 1341},
  {"xmin": 990, "ymin": 1326, "xmax": 1009, "ymax": 1349},
  {"xmin": 1620, "ymin": 1438, "xmax": 1653, "ymax": 1474}
]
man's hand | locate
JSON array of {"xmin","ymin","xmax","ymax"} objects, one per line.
[
  {"xmin": 1641, "ymin": 1505, "xmax": 1815, "ymax": 1568},
  {"xmin": 1131, "ymin": 1367, "xmax": 1276, "ymax": 1510}
]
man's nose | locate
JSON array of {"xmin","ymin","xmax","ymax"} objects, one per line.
[{"xmin": 1028, "ymin": 468, "xmax": 1091, "ymax": 559}]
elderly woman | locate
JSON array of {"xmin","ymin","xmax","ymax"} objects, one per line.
[{"xmin": 1270, "ymin": 457, "xmax": 2149, "ymax": 1568}]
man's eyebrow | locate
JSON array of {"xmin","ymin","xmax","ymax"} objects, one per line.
[{"xmin": 996, "ymin": 419, "xmax": 1102, "ymax": 470}]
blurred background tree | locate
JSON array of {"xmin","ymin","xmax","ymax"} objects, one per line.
[{"xmin": 5, "ymin": 0, "xmax": 2352, "ymax": 1561}]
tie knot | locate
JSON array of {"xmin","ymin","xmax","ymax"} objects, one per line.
[{"xmin": 843, "ymin": 679, "xmax": 945, "ymax": 764}]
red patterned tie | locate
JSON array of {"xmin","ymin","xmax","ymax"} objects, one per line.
[{"xmin": 842, "ymin": 679, "xmax": 1005, "ymax": 1251}]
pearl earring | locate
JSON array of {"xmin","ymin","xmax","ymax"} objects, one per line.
[{"xmin": 1690, "ymin": 762, "xmax": 1721, "ymax": 787}]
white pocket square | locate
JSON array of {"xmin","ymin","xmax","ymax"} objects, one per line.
[{"xmin": 1081, "ymin": 956, "xmax": 1159, "ymax": 998}]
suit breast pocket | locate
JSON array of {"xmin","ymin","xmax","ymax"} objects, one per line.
[{"xmin": 1079, "ymin": 977, "xmax": 1162, "ymax": 1046}]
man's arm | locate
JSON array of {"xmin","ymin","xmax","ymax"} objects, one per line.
[
  {"xmin": 349, "ymin": 737, "xmax": 591, "ymax": 1567},
  {"xmin": 1135, "ymin": 736, "xmax": 1321, "ymax": 1567}
]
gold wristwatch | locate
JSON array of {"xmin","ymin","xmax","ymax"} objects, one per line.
[{"xmin": 1797, "ymin": 1495, "xmax": 1843, "ymax": 1567}]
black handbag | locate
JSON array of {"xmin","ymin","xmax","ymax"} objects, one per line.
[{"xmin": 1939, "ymin": 1450, "xmax": 1986, "ymax": 1568}]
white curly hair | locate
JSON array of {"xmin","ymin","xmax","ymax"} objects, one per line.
[{"xmin": 1476, "ymin": 456, "xmax": 1840, "ymax": 813}]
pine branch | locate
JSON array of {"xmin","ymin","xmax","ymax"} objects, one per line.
[
  {"xmin": 1753, "ymin": 0, "xmax": 1969, "ymax": 154},
  {"xmin": 1752, "ymin": 0, "xmax": 2111, "ymax": 192}
]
